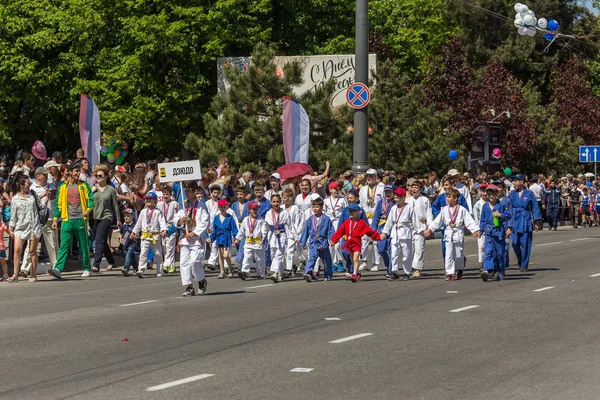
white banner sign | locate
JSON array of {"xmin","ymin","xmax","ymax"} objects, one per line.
[
  {"xmin": 217, "ymin": 54, "xmax": 377, "ymax": 108},
  {"xmin": 158, "ymin": 160, "xmax": 202, "ymax": 183}
]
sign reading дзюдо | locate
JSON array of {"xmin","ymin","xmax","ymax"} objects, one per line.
[
  {"xmin": 217, "ymin": 54, "xmax": 377, "ymax": 108},
  {"xmin": 158, "ymin": 160, "xmax": 202, "ymax": 183}
]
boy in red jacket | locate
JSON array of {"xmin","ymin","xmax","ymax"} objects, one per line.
[{"xmin": 331, "ymin": 203, "xmax": 386, "ymax": 282}]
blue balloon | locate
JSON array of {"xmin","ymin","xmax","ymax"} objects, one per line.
[
  {"xmin": 587, "ymin": 181, "xmax": 593, "ymax": 187},
  {"xmin": 544, "ymin": 33, "xmax": 555, "ymax": 41},
  {"xmin": 548, "ymin": 19, "xmax": 559, "ymax": 31},
  {"xmin": 449, "ymin": 150, "xmax": 458, "ymax": 161}
]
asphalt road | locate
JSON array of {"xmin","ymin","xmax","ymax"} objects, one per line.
[{"xmin": 1, "ymin": 227, "xmax": 600, "ymax": 400}]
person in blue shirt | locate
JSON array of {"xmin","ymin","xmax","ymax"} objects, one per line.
[
  {"xmin": 479, "ymin": 185, "xmax": 512, "ymax": 281},
  {"xmin": 493, "ymin": 180, "xmax": 513, "ymax": 271},
  {"xmin": 210, "ymin": 199, "xmax": 238, "ymax": 279},
  {"xmin": 543, "ymin": 179, "xmax": 561, "ymax": 231},
  {"xmin": 507, "ymin": 174, "xmax": 541, "ymax": 272}
]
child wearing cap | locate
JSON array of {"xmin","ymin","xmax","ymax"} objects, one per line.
[
  {"xmin": 337, "ymin": 189, "xmax": 368, "ymax": 276},
  {"xmin": 331, "ymin": 203, "xmax": 384, "ymax": 282},
  {"xmin": 405, "ymin": 180, "xmax": 433, "ymax": 278},
  {"xmin": 158, "ymin": 187, "xmax": 179, "ymax": 274},
  {"xmin": 210, "ymin": 199, "xmax": 238, "ymax": 279},
  {"xmin": 324, "ymin": 181, "xmax": 348, "ymax": 272},
  {"xmin": 120, "ymin": 208, "xmax": 140, "ymax": 276},
  {"xmin": 175, "ymin": 181, "xmax": 210, "ymax": 296},
  {"xmin": 382, "ymin": 188, "xmax": 420, "ymax": 280},
  {"xmin": 265, "ymin": 194, "xmax": 291, "ymax": 282},
  {"xmin": 300, "ymin": 198, "xmax": 335, "ymax": 281},
  {"xmin": 370, "ymin": 184, "xmax": 395, "ymax": 276},
  {"xmin": 479, "ymin": 184, "xmax": 512, "ymax": 281},
  {"xmin": 131, "ymin": 192, "xmax": 168, "ymax": 278},
  {"xmin": 425, "ymin": 188, "xmax": 481, "ymax": 281},
  {"xmin": 234, "ymin": 201, "xmax": 268, "ymax": 280}
]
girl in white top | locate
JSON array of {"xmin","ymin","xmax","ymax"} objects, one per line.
[
  {"xmin": 424, "ymin": 189, "xmax": 481, "ymax": 281},
  {"xmin": 8, "ymin": 174, "xmax": 41, "ymax": 282},
  {"xmin": 324, "ymin": 182, "xmax": 348, "ymax": 269},
  {"xmin": 265, "ymin": 194, "xmax": 291, "ymax": 282},
  {"xmin": 406, "ymin": 180, "xmax": 433, "ymax": 278},
  {"xmin": 294, "ymin": 178, "xmax": 314, "ymax": 213},
  {"xmin": 382, "ymin": 188, "xmax": 420, "ymax": 280},
  {"xmin": 175, "ymin": 183, "xmax": 210, "ymax": 296}
]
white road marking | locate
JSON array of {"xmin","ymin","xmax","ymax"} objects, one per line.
[
  {"xmin": 590, "ymin": 273, "xmax": 600, "ymax": 277},
  {"xmin": 146, "ymin": 374, "xmax": 214, "ymax": 391},
  {"xmin": 446, "ymin": 291, "xmax": 459, "ymax": 294},
  {"xmin": 324, "ymin": 317, "xmax": 341, "ymax": 321},
  {"xmin": 533, "ymin": 286, "xmax": 554, "ymax": 292},
  {"xmin": 329, "ymin": 333, "xmax": 373, "ymax": 343},
  {"xmin": 465, "ymin": 254, "xmax": 478, "ymax": 258},
  {"xmin": 245, "ymin": 284, "xmax": 272, "ymax": 289},
  {"xmin": 570, "ymin": 238, "xmax": 593, "ymax": 242},
  {"xmin": 449, "ymin": 305, "xmax": 479, "ymax": 313},
  {"xmin": 120, "ymin": 300, "xmax": 158, "ymax": 307},
  {"xmin": 536, "ymin": 241, "xmax": 564, "ymax": 247},
  {"xmin": 290, "ymin": 368, "xmax": 313, "ymax": 373}
]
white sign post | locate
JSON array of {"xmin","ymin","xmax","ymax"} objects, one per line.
[{"xmin": 158, "ymin": 160, "xmax": 202, "ymax": 234}]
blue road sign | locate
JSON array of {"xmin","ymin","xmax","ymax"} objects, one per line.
[
  {"xmin": 579, "ymin": 146, "xmax": 600, "ymax": 163},
  {"xmin": 346, "ymin": 83, "xmax": 371, "ymax": 109}
]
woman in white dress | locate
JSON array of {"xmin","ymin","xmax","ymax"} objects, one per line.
[{"xmin": 8, "ymin": 174, "xmax": 42, "ymax": 282}]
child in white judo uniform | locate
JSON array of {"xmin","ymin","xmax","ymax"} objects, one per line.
[
  {"xmin": 158, "ymin": 187, "xmax": 179, "ymax": 274},
  {"xmin": 235, "ymin": 201, "xmax": 268, "ymax": 280},
  {"xmin": 406, "ymin": 180, "xmax": 433, "ymax": 278},
  {"xmin": 131, "ymin": 192, "xmax": 167, "ymax": 278},
  {"xmin": 265, "ymin": 194, "xmax": 291, "ymax": 283}
]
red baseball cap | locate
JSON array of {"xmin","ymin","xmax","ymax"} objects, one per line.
[
  {"xmin": 328, "ymin": 181, "xmax": 340, "ymax": 190},
  {"xmin": 394, "ymin": 188, "xmax": 406, "ymax": 196},
  {"xmin": 248, "ymin": 201, "xmax": 259, "ymax": 210},
  {"xmin": 217, "ymin": 199, "xmax": 228, "ymax": 207}
]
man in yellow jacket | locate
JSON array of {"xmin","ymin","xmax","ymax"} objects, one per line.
[{"xmin": 48, "ymin": 161, "xmax": 94, "ymax": 279}]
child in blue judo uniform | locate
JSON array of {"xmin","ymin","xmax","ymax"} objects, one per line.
[
  {"xmin": 479, "ymin": 185, "xmax": 512, "ymax": 281},
  {"xmin": 210, "ymin": 199, "xmax": 238, "ymax": 279},
  {"xmin": 507, "ymin": 174, "xmax": 541, "ymax": 272},
  {"xmin": 299, "ymin": 197, "xmax": 335, "ymax": 282}
]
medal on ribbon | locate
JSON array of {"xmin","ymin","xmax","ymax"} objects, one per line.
[
  {"xmin": 312, "ymin": 215, "xmax": 321, "ymax": 239},
  {"xmin": 448, "ymin": 205, "xmax": 459, "ymax": 228}
]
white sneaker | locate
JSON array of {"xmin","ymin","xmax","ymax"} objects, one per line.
[
  {"xmin": 136, "ymin": 268, "xmax": 146, "ymax": 279},
  {"xmin": 156, "ymin": 272, "xmax": 163, "ymax": 278},
  {"xmin": 81, "ymin": 270, "xmax": 91, "ymax": 278},
  {"xmin": 370, "ymin": 265, "xmax": 379, "ymax": 272},
  {"xmin": 48, "ymin": 268, "xmax": 62, "ymax": 279},
  {"xmin": 358, "ymin": 263, "xmax": 367, "ymax": 271}
]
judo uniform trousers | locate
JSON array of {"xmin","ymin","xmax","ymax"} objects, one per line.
[
  {"xmin": 498, "ymin": 196, "xmax": 513, "ymax": 269},
  {"xmin": 428, "ymin": 205, "xmax": 479, "ymax": 276},
  {"xmin": 300, "ymin": 214, "xmax": 335, "ymax": 279},
  {"xmin": 133, "ymin": 207, "xmax": 168, "ymax": 274},
  {"xmin": 176, "ymin": 201, "xmax": 210, "ymax": 286},
  {"xmin": 236, "ymin": 216, "xmax": 268, "ymax": 277},
  {"xmin": 265, "ymin": 209, "xmax": 291, "ymax": 277},
  {"xmin": 370, "ymin": 198, "xmax": 394, "ymax": 273},
  {"xmin": 406, "ymin": 195, "xmax": 433, "ymax": 271},
  {"xmin": 382, "ymin": 204, "xmax": 420, "ymax": 275},
  {"xmin": 324, "ymin": 196, "xmax": 348, "ymax": 265},
  {"xmin": 508, "ymin": 189, "xmax": 541, "ymax": 270},
  {"xmin": 359, "ymin": 183, "xmax": 385, "ymax": 267},
  {"xmin": 480, "ymin": 202, "xmax": 512, "ymax": 274}
]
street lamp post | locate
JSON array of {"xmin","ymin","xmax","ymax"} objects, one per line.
[{"xmin": 352, "ymin": 0, "xmax": 369, "ymax": 174}]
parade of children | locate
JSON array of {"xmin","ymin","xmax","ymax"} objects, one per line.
[{"xmin": 3, "ymin": 150, "xmax": 587, "ymax": 297}]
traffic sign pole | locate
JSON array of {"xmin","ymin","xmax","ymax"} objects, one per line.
[{"xmin": 352, "ymin": 0, "xmax": 369, "ymax": 175}]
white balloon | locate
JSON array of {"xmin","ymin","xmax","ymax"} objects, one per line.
[
  {"xmin": 537, "ymin": 18, "xmax": 547, "ymax": 29},
  {"xmin": 528, "ymin": 10, "xmax": 535, "ymax": 16},
  {"xmin": 523, "ymin": 14, "xmax": 536, "ymax": 26},
  {"xmin": 519, "ymin": 4, "xmax": 529, "ymax": 13},
  {"xmin": 526, "ymin": 27, "xmax": 537, "ymax": 36},
  {"xmin": 514, "ymin": 18, "xmax": 524, "ymax": 28},
  {"xmin": 514, "ymin": 3, "xmax": 523, "ymax": 13},
  {"xmin": 518, "ymin": 26, "xmax": 528, "ymax": 35}
]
